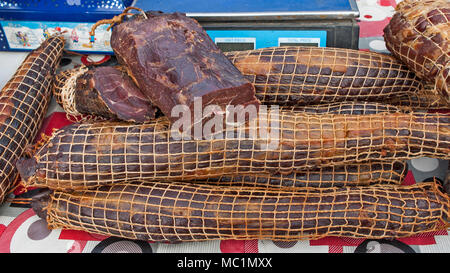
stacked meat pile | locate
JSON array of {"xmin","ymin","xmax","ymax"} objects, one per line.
[{"xmin": 4, "ymin": 3, "xmax": 449, "ymax": 242}]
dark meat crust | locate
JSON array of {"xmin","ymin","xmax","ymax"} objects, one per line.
[{"xmin": 74, "ymin": 69, "xmax": 117, "ymax": 120}]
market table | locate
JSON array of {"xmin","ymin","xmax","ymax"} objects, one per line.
[{"xmin": 0, "ymin": 0, "xmax": 448, "ymax": 253}]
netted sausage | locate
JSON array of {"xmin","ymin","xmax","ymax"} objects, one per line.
[
  {"xmin": 31, "ymin": 180, "xmax": 450, "ymax": 242},
  {"xmin": 225, "ymin": 46, "xmax": 423, "ymax": 105},
  {"xmin": 16, "ymin": 111, "xmax": 450, "ymax": 190}
]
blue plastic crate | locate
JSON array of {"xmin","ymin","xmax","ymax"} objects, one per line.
[{"xmin": 0, "ymin": 0, "xmax": 132, "ymax": 53}]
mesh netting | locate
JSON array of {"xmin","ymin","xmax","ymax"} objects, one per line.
[
  {"xmin": 36, "ymin": 180, "xmax": 449, "ymax": 242},
  {"xmin": 225, "ymin": 46, "xmax": 423, "ymax": 105},
  {"xmin": 390, "ymin": 83, "xmax": 450, "ymax": 110},
  {"xmin": 53, "ymin": 65, "xmax": 413, "ymax": 123},
  {"xmin": 18, "ymin": 110, "xmax": 449, "ymax": 191},
  {"xmin": 52, "ymin": 66, "xmax": 107, "ymax": 123},
  {"xmin": 52, "ymin": 65, "xmax": 88, "ymax": 118},
  {"xmin": 280, "ymin": 101, "xmax": 407, "ymax": 115},
  {"xmin": 0, "ymin": 36, "xmax": 64, "ymax": 202},
  {"xmin": 383, "ymin": 0, "xmax": 449, "ymax": 101},
  {"xmin": 197, "ymin": 160, "xmax": 408, "ymax": 189}
]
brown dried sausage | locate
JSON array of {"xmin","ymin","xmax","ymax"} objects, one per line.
[
  {"xmin": 16, "ymin": 111, "xmax": 450, "ymax": 190},
  {"xmin": 0, "ymin": 36, "xmax": 64, "ymax": 202},
  {"xmin": 31, "ymin": 180, "xmax": 450, "ymax": 242}
]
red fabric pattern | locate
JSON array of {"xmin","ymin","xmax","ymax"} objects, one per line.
[
  {"xmin": 397, "ymin": 230, "xmax": 448, "ymax": 245},
  {"xmin": 358, "ymin": 17, "xmax": 391, "ymax": 38},
  {"xmin": 37, "ymin": 112, "xmax": 74, "ymax": 138},
  {"xmin": 59, "ymin": 229, "xmax": 109, "ymax": 241},
  {"xmin": 378, "ymin": 0, "xmax": 396, "ymax": 7},
  {"xmin": 0, "ymin": 224, "xmax": 6, "ymax": 239},
  {"xmin": 402, "ymin": 170, "xmax": 416, "ymax": 186},
  {"xmin": 244, "ymin": 240, "xmax": 259, "ymax": 253}
]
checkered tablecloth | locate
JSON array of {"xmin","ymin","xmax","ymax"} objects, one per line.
[{"xmin": 0, "ymin": 0, "xmax": 448, "ymax": 253}]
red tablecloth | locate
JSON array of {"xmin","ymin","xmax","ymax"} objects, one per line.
[{"xmin": 0, "ymin": 0, "xmax": 448, "ymax": 253}]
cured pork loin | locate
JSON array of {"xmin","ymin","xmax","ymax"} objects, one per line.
[
  {"xmin": 53, "ymin": 66, "xmax": 157, "ymax": 123},
  {"xmin": 384, "ymin": 0, "xmax": 449, "ymax": 102},
  {"xmin": 109, "ymin": 11, "xmax": 260, "ymax": 124},
  {"xmin": 225, "ymin": 46, "xmax": 423, "ymax": 106},
  {"xmin": 31, "ymin": 180, "xmax": 450, "ymax": 242},
  {"xmin": 16, "ymin": 110, "xmax": 450, "ymax": 190},
  {"xmin": 0, "ymin": 36, "xmax": 64, "ymax": 202},
  {"xmin": 390, "ymin": 84, "xmax": 450, "ymax": 110}
]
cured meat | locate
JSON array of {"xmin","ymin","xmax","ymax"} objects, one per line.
[
  {"xmin": 390, "ymin": 84, "xmax": 450, "ymax": 109},
  {"xmin": 16, "ymin": 111, "xmax": 450, "ymax": 190},
  {"xmin": 53, "ymin": 66, "xmax": 157, "ymax": 123},
  {"xmin": 224, "ymin": 46, "xmax": 423, "ymax": 105},
  {"xmin": 198, "ymin": 160, "xmax": 408, "ymax": 189},
  {"xmin": 282, "ymin": 101, "xmax": 406, "ymax": 115},
  {"xmin": 0, "ymin": 36, "xmax": 64, "ymax": 202},
  {"xmin": 109, "ymin": 11, "xmax": 260, "ymax": 124},
  {"xmin": 31, "ymin": 180, "xmax": 450, "ymax": 242},
  {"xmin": 53, "ymin": 63, "xmax": 409, "ymax": 121},
  {"xmin": 383, "ymin": 0, "xmax": 449, "ymax": 102},
  {"xmin": 54, "ymin": 68, "xmax": 407, "ymax": 119}
]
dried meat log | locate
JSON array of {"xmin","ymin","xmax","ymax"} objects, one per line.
[
  {"xmin": 390, "ymin": 83, "xmax": 450, "ymax": 110},
  {"xmin": 383, "ymin": 0, "xmax": 449, "ymax": 102},
  {"xmin": 109, "ymin": 11, "xmax": 260, "ymax": 124},
  {"xmin": 197, "ymin": 160, "xmax": 408, "ymax": 189},
  {"xmin": 53, "ymin": 63, "xmax": 408, "ymax": 120},
  {"xmin": 53, "ymin": 66, "xmax": 157, "ymax": 123},
  {"xmin": 16, "ymin": 111, "xmax": 450, "ymax": 190},
  {"xmin": 224, "ymin": 46, "xmax": 423, "ymax": 106},
  {"xmin": 53, "ymin": 67, "xmax": 406, "ymax": 118},
  {"xmin": 31, "ymin": 180, "xmax": 450, "ymax": 242},
  {"xmin": 0, "ymin": 36, "xmax": 64, "ymax": 202}
]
